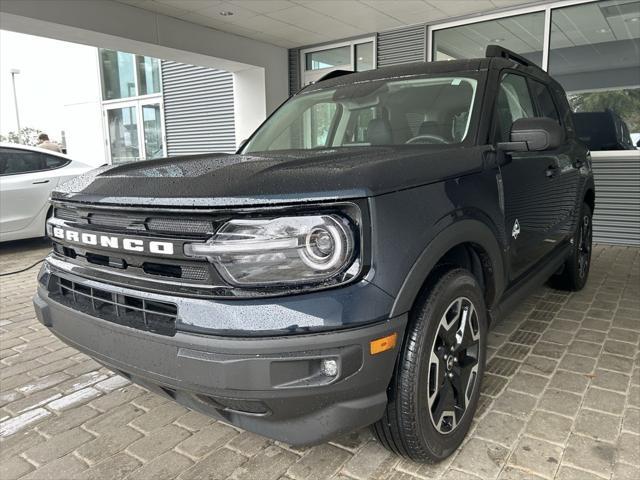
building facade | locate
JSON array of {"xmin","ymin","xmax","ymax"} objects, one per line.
[{"xmin": 64, "ymin": 48, "xmax": 236, "ymax": 167}]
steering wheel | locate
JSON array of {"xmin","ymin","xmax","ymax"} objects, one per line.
[{"xmin": 405, "ymin": 134, "xmax": 449, "ymax": 145}]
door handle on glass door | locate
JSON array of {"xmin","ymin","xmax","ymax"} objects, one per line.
[{"xmin": 32, "ymin": 180, "xmax": 50, "ymax": 184}]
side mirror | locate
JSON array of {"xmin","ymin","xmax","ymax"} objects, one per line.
[{"xmin": 507, "ymin": 117, "xmax": 565, "ymax": 152}]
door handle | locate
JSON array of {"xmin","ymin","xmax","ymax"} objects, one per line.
[
  {"xmin": 545, "ymin": 165, "xmax": 558, "ymax": 178},
  {"xmin": 32, "ymin": 180, "xmax": 50, "ymax": 184}
]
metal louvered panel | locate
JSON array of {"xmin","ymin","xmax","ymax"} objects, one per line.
[
  {"xmin": 591, "ymin": 151, "xmax": 640, "ymax": 245},
  {"xmin": 289, "ymin": 49, "xmax": 301, "ymax": 96},
  {"xmin": 161, "ymin": 61, "xmax": 236, "ymax": 156},
  {"xmin": 377, "ymin": 25, "xmax": 426, "ymax": 68}
]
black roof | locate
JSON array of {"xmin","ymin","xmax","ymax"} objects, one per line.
[{"xmin": 303, "ymin": 58, "xmax": 489, "ymax": 93}]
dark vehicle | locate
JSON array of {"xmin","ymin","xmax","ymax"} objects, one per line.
[
  {"xmin": 573, "ymin": 109, "xmax": 636, "ymax": 151},
  {"xmin": 34, "ymin": 47, "xmax": 594, "ymax": 462}
]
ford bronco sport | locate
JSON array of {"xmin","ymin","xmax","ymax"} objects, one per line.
[{"xmin": 34, "ymin": 46, "xmax": 594, "ymax": 462}]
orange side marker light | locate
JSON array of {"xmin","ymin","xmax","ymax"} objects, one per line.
[{"xmin": 370, "ymin": 333, "xmax": 397, "ymax": 355}]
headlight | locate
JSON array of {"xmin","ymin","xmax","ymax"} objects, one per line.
[{"xmin": 184, "ymin": 213, "xmax": 361, "ymax": 287}]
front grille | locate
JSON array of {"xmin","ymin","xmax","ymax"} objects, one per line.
[
  {"xmin": 54, "ymin": 206, "xmax": 216, "ymax": 236},
  {"xmin": 50, "ymin": 202, "xmax": 226, "ymax": 295},
  {"xmin": 49, "ymin": 274, "xmax": 177, "ymax": 336}
]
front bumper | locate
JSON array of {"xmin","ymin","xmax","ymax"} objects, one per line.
[{"xmin": 33, "ymin": 270, "xmax": 406, "ymax": 445}]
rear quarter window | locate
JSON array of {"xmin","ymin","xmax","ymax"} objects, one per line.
[{"xmin": 0, "ymin": 147, "xmax": 69, "ymax": 176}]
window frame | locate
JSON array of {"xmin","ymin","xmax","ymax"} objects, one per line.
[
  {"xmin": 490, "ymin": 70, "xmax": 538, "ymax": 144},
  {"xmin": 0, "ymin": 147, "xmax": 70, "ymax": 177},
  {"xmin": 300, "ymin": 37, "xmax": 377, "ymax": 87},
  {"xmin": 427, "ymin": 0, "xmax": 597, "ymax": 71}
]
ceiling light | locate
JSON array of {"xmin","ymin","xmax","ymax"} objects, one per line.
[
  {"xmin": 626, "ymin": 17, "xmax": 640, "ymax": 23},
  {"xmin": 490, "ymin": 38, "xmax": 505, "ymax": 43},
  {"xmin": 219, "ymin": 11, "xmax": 234, "ymax": 16},
  {"xmin": 597, "ymin": 28, "xmax": 610, "ymax": 33}
]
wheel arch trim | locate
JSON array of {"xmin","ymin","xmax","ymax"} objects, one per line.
[{"xmin": 389, "ymin": 219, "xmax": 505, "ymax": 318}]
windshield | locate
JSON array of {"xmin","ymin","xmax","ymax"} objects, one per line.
[{"xmin": 242, "ymin": 75, "xmax": 478, "ymax": 153}]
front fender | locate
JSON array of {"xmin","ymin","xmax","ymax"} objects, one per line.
[{"xmin": 390, "ymin": 219, "xmax": 505, "ymax": 317}]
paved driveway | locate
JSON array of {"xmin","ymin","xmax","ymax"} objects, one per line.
[{"xmin": 1, "ymin": 239, "xmax": 638, "ymax": 480}]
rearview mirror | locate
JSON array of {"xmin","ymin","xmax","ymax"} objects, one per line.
[{"xmin": 508, "ymin": 117, "xmax": 565, "ymax": 152}]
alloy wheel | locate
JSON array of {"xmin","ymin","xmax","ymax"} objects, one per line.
[
  {"xmin": 427, "ymin": 297, "xmax": 480, "ymax": 434},
  {"xmin": 578, "ymin": 214, "xmax": 592, "ymax": 279}
]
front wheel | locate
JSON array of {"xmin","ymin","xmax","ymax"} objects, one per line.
[
  {"xmin": 551, "ymin": 202, "xmax": 592, "ymax": 291},
  {"xmin": 373, "ymin": 268, "xmax": 487, "ymax": 462}
]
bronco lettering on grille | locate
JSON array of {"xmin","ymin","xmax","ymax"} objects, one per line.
[{"xmin": 52, "ymin": 227, "xmax": 174, "ymax": 255}]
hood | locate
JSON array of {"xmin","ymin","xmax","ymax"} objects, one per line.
[{"xmin": 52, "ymin": 146, "xmax": 485, "ymax": 207}]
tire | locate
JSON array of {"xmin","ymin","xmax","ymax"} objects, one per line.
[
  {"xmin": 373, "ymin": 268, "xmax": 487, "ymax": 462},
  {"xmin": 551, "ymin": 202, "xmax": 592, "ymax": 291}
]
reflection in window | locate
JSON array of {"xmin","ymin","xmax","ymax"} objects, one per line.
[
  {"xmin": 142, "ymin": 104, "xmax": 164, "ymax": 159},
  {"xmin": 305, "ymin": 46, "xmax": 350, "ymax": 70},
  {"xmin": 100, "ymin": 50, "xmax": 136, "ymax": 100},
  {"xmin": 549, "ymin": 1, "xmax": 640, "ymax": 150},
  {"xmin": 433, "ymin": 12, "xmax": 545, "ymax": 67},
  {"xmin": 107, "ymin": 107, "xmax": 139, "ymax": 164},
  {"xmin": 355, "ymin": 42, "xmax": 374, "ymax": 71},
  {"xmin": 137, "ymin": 56, "xmax": 161, "ymax": 96}
]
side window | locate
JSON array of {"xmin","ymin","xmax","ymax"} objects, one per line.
[
  {"xmin": 530, "ymin": 80, "xmax": 560, "ymax": 122},
  {"xmin": 495, "ymin": 73, "xmax": 535, "ymax": 142},
  {"xmin": 45, "ymin": 156, "xmax": 69, "ymax": 169},
  {"xmin": 0, "ymin": 148, "xmax": 47, "ymax": 176}
]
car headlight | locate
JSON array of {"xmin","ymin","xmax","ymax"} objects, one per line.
[{"xmin": 184, "ymin": 213, "xmax": 361, "ymax": 287}]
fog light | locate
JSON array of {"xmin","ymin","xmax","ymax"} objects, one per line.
[{"xmin": 320, "ymin": 359, "xmax": 338, "ymax": 377}]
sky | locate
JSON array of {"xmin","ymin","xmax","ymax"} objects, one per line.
[{"xmin": 0, "ymin": 30, "xmax": 98, "ymax": 142}]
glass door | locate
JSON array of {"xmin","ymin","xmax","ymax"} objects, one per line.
[
  {"xmin": 141, "ymin": 103, "xmax": 164, "ymax": 160},
  {"xmin": 104, "ymin": 100, "xmax": 165, "ymax": 164},
  {"xmin": 106, "ymin": 104, "xmax": 140, "ymax": 164}
]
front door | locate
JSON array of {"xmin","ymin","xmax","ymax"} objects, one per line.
[
  {"xmin": 0, "ymin": 147, "xmax": 60, "ymax": 234},
  {"xmin": 104, "ymin": 100, "xmax": 166, "ymax": 164}
]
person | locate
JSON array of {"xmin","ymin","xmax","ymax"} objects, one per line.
[{"xmin": 37, "ymin": 133, "xmax": 63, "ymax": 153}]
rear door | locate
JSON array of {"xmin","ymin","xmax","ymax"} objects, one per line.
[
  {"xmin": 0, "ymin": 147, "xmax": 65, "ymax": 234},
  {"xmin": 529, "ymin": 79, "xmax": 579, "ymax": 245},
  {"xmin": 494, "ymin": 73, "xmax": 565, "ymax": 281}
]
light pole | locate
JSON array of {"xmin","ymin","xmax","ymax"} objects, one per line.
[{"xmin": 10, "ymin": 68, "xmax": 21, "ymax": 133}]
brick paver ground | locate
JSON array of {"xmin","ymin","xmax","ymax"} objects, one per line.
[{"xmin": 1, "ymin": 239, "xmax": 638, "ymax": 480}]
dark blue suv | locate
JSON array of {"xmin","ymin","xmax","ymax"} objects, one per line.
[{"xmin": 34, "ymin": 46, "xmax": 594, "ymax": 462}]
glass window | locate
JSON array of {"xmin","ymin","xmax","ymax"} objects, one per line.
[
  {"xmin": 549, "ymin": 1, "xmax": 640, "ymax": 150},
  {"xmin": 44, "ymin": 156, "xmax": 69, "ymax": 169},
  {"xmin": 530, "ymin": 80, "xmax": 560, "ymax": 121},
  {"xmin": 305, "ymin": 46, "xmax": 350, "ymax": 70},
  {"xmin": 107, "ymin": 107, "xmax": 140, "ymax": 164},
  {"xmin": 137, "ymin": 56, "xmax": 161, "ymax": 96},
  {"xmin": 142, "ymin": 104, "xmax": 164, "ymax": 159},
  {"xmin": 242, "ymin": 76, "xmax": 478, "ymax": 153},
  {"xmin": 309, "ymin": 103, "xmax": 338, "ymax": 148},
  {"xmin": 0, "ymin": 148, "xmax": 46, "ymax": 175},
  {"xmin": 433, "ymin": 12, "xmax": 545, "ymax": 67},
  {"xmin": 355, "ymin": 42, "xmax": 374, "ymax": 71},
  {"xmin": 495, "ymin": 74, "xmax": 535, "ymax": 142},
  {"xmin": 100, "ymin": 49, "xmax": 136, "ymax": 100},
  {"xmin": 345, "ymin": 107, "xmax": 376, "ymax": 145}
]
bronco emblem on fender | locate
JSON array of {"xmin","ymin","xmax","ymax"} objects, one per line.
[{"xmin": 512, "ymin": 219, "xmax": 521, "ymax": 239}]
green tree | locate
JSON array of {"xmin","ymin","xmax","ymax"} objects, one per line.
[
  {"xmin": 569, "ymin": 88, "xmax": 640, "ymax": 132},
  {"xmin": 0, "ymin": 127, "xmax": 44, "ymax": 146}
]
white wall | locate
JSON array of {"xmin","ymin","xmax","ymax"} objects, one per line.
[{"xmin": 0, "ymin": 0, "xmax": 289, "ymax": 136}]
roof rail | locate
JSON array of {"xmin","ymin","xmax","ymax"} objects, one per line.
[
  {"xmin": 485, "ymin": 45, "xmax": 535, "ymax": 68},
  {"xmin": 315, "ymin": 69, "xmax": 354, "ymax": 83}
]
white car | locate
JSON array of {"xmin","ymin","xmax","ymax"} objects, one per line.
[{"xmin": 0, "ymin": 143, "xmax": 95, "ymax": 242}]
